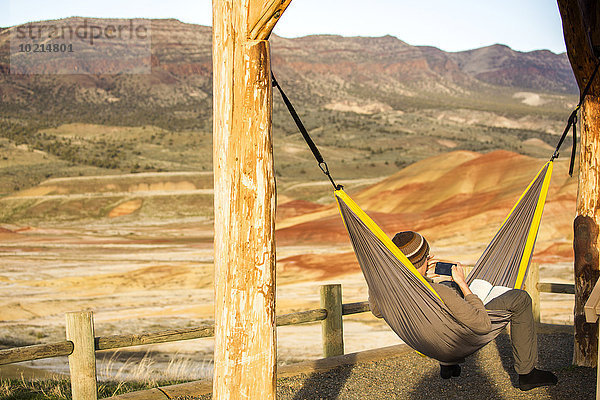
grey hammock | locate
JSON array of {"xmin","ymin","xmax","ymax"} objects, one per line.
[{"xmin": 334, "ymin": 161, "xmax": 553, "ymax": 363}]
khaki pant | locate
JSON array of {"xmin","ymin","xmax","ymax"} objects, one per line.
[{"xmin": 485, "ymin": 289, "xmax": 537, "ymax": 374}]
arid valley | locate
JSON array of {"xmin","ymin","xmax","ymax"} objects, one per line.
[
  {"xmin": 0, "ymin": 150, "xmax": 578, "ymax": 381},
  {"xmin": 0, "ymin": 17, "xmax": 583, "ymax": 384}
]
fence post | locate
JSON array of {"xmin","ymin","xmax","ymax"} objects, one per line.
[
  {"xmin": 66, "ymin": 311, "xmax": 98, "ymax": 400},
  {"xmin": 524, "ymin": 263, "xmax": 541, "ymax": 325},
  {"xmin": 320, "ymin": 284, "xmax": 344, "ymax": 358}
]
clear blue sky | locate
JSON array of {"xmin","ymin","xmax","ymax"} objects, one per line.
[{"xmin": 1, "ymin": 0, "xmax": 567, "ymax": 53}]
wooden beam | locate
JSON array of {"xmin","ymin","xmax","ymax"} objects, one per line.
[
  {"xmin": 342, "ymin": 301, "xmax": 372, "ymax": 315},
  {"xmin": 276, "ymin": 309, "xmax": 327, "ymax": 326},
  {"xmin": 95, "ymin": 326, "xmax": 215, "ymax": 351},
  {"xmin": 212, "ymin": 1, "xmax": 290, "ymax": 399},
  {"xmin": 573, "ymin": 101, "xmax": 600, "ymax": 367},
  {"xmin": 525, "ymin": 263, "xmax": 541, "ymax": 324},
  {"xmin": 558, "ymin": 0, "xmax": 600, "ymax": 92},
  {"xmin": 537, "ymin": 282, "xmax": 575, "ymax": 294},
  {"xmin": 0, "ymin": 341, "xmax": 73, "ymax": 365},
  {"xmin": 558, "ymin": 0, "xmax": 600, "ymax": 367},
  {"xmin": 249, "ymin": 0, "xmax": 293, "ymax": 40},
  {"xmin": 213, "ymin": 39, "xmax": 276, "ymax": 399}
]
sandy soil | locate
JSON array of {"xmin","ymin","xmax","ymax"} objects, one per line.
[{"xmin": 0, "ymin": 221, "xmax": 389, "ymax": 379}]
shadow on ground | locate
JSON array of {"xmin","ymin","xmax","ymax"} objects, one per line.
[
  {"xmin": 289, "ymin": 353, "xmax": 357, "ymax": 400},
  {"xmin": 183, "ymin": 332, "xmax": 595, "ymax": 400},
  {"xmin": 272, "ymin": 333, "xmax": 596, "ymax": 400}
]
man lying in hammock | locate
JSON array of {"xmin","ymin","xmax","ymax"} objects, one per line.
[{"xmin": 369, "ymin": 231, "xmax": 558, "ymax": 391}]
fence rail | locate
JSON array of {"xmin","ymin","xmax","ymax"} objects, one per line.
[
  {"xmin": 0, "ymin": 308, "xmax": 336, "ymax": 366},
  {"xmin": 0, "ymin": 284, "xmax": 574, "ymax": 366},
  {"xmin": 0, "ymin": 341, "xmax": 73, "ymax": 365},
  {"xmin": 537, "ymin": 282, "xmax": 575, "ymax": 294},
  {"xmin": 0, "ymin": 264, "xmax": 576, "ymax": 399}
]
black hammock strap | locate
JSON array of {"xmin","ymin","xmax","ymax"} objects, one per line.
[
  {"xmin": 552, "ymin": 61, "xmax": 600, "ymax": 176},
  {"xmin": 271, "ymin": 73, "xmax": 343, "ymax": 190}
]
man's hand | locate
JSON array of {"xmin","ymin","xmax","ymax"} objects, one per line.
[
  {"xmin": 451, "ymin": 264, "xmax": 473, "ymax": 296},
  {"xmin": 425, "ymin": 257, "xmax": 441, "ymax": 279},
  {"xmin": 451, "ymin": 263, "xmax": 466, "ymax": 284}
]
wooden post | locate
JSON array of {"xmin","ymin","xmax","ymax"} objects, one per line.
[
  {"xmin": 66, "ymin": 311, "xmax": 97, "ymax": 400},
  {"xmin": 574, "ymin": 97, "xmax": 600, "ymax": 366},
  {"xmin": 524, "ymin": 263, "xmax": 541, "ymax": 325},
  {"xmin": 212, "ymin": 1, "xmax": 291, "ymax": 399},
  {"xmin": 557, "ymin": 0, "xmax": 600, "ymax": 367},
  {"xmin": 320, "ymin": 284, "xmax": 344, "ymax": 358}
]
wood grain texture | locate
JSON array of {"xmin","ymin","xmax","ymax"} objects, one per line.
[
  {"xmin": 524, "ymin": 263, "xmax": 540, "ymax": 324},
  {"xmin": 573, "ymin": 96, "xmax": 600, "ymax": 367},
  {"xmin": 0, "ymin": 341, "xmax": 73, "ymax": 365},
  {"xmin": 558, "ymin": 0, "xmax": 600, "ymax": 93},
  {"xmin": 536, "ymin": 282, "xmax": 575, "ymax": 294},
  {"xmin": 276, "ymin": 309, "xmax": 327, "ymax": 326},
  {"xmin": 584, "ymin": 278, "xmax": 600, "ymax": 323},
  {"xmin": 66, "ymin": 312, "xmax": 98, "ymax": 400},
  {"xmin": 212, "ymin": 1, "xmax": 290, "ymax": 398},
  {"xmin": 557, "ymin": 0, "xmax": 600, "ymax": 367},
  {"xmin": 320, "ymin": 284, "xmax": 344, "ymax": 358},
  {"xmin": 342, "ymin": 301, "xmax": 371, "ymax": 316},
  {"xmin": 95, "ymin": 326, "xmax": 215, "ymax": 351},
  {"xmin": 249, "ymin": 0, "xmax": 293, "ymax": 40}
]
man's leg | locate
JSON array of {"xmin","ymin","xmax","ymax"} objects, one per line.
[
  {"xmin": 485, "ymin": 289, "xmax": 537, "ymax": 374},
  {"xmin": 439, "ymin": 358, "xmax": 464, "ymax": 379},
  {"xmin": 485, "ymin": 289, "xmax": 557, "ymax": 390},
  {"xmin": 439, "ymin": 363, "xmax": 461, "ymax": 379}
]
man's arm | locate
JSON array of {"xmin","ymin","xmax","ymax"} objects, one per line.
[
  {"xmin": 435, "ymin": 283, "xmax": 493, "ymax": 335},
  {"xmin": 451, "ymin": 264, "xmax": 473, "ymax": 296},
  {"xmin": 431, "ymin": 264, "xmax": 492, "ymax": 335}
]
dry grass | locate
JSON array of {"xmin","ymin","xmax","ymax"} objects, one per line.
[
  {"xmin": 0, "ymin": 353, "xmax": 211, "ymax": 399},
  {"xmin": 96, "ymin": 350, "xmax": 214, "ymax": 383}
]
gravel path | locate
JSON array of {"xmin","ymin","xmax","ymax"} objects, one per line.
[{"xmin": 179, "ymin": 332, "xmax": 595, "ymax": 400}]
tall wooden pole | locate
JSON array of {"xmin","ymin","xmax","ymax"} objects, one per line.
[
  {"xmin": 212, "ymin": 1, "xmax": 291, "ymax": 398},
  {"xmin": 574, "ymin": 95, "xmax": 600, "ymax": 367},
  {"xmin": 558, "ymin": 0, "xmax": 600, "ymax": 367}
]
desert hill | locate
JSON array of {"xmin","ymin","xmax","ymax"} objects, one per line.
[
  {"xmin": 0, "ymin": 170, "xmax": 214, "ymax": 222},
  {"xmin": 0, "ymin": 19, "xmax": 576, "ymax": 103},
  {"xmin": 276, "ymin": 150, "xmax": 576, "ymax": 278},
  {"xmin": 0, "ymin": 18, "xmax": 579, "ymax": 195},
  {"xmin": 1, "ymin": 149, "xmax": 576, "ymax": 274}
]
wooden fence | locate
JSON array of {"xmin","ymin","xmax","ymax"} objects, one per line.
[{"xmin": 0, "ymin": 264, "xmax": 574, "ymax": 399}]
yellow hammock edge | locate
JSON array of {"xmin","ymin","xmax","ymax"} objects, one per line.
[
  {"xmin": 513, "ymin": 161, "xmax": 554, "ymax": 289},
  {"xmin": 333, "ymin": 189, "xmax": 443, "ymax": 302},
  {"xmin": 334, "ymin": 159, "xmax": 553, "ymax": 299}
]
